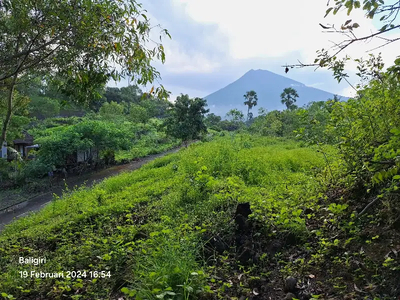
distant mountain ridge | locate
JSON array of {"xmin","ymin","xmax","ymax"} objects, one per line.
[{"xmin": 204, "ymin": 69, "xmax": 347, "ymax": 117}]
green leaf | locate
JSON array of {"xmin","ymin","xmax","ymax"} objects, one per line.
[
  {"xmin": 325, "ymin": 7, "xmax": 333, "ymax": 17},
  {"xmin": 367, "ymin": 10, "xmax": 375, "ymax": 18},
  {"xmin": 378, "ymin": 172, "xmax": 383, "ymax": 181},
  {"xmin": 156, "ymin": 293, "xmax": 167, "ymax": 299},
  {"xmin": 390, "ymin": 128, "xmax": 400, "ymax": 135},
  {"xmin": 363, "ymin": 2, "xmax": 371, "ymax": 10},
  {"xmin": 347, "ymin": 6, "xmax": 353, "ymax": 15},
  {"xmin": 393, "ymin": 175, "xmax": 400, "ymax": 180}
]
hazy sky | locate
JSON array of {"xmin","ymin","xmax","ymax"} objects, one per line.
[{"xmin": 111, "ymin": 0, "xmax": 400, "ymax": 101}]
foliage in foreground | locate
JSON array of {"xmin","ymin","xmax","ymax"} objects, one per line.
[
  {"xmin": 0, "ymin": 135, "xmax": 331, "ymax": 299},
  {"xmin": 1, "ymin": 132, "xmax": 399, "ymax": 299}
]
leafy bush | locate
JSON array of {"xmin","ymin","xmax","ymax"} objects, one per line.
[
  {"xmin": 99, "ymin": 101, "xmax": 125, "ymax": 120},
  {"xmin": 326, "ymin": 73, "xmax": 400, "ymax": 188},
  {"xmin": 129, "ymin": 104, "xmax": 150, "ymax": 123},
  {"xmin": 0, "ymin": 158, "xmax": 10, "ymax": 182},
  {"xmin": 0, "ymin": 135, "xmax": 328, "ymax": 299},
  {"xmin": 249, "ymin": 109, "xmax": 301, "ymax": 137},
  {"xmin": 29, "ymin": 120, "xmax": 134, "ymax": 173},
  {"xmin": 22, "ymin": 158, "xmax": 53, "ymax": 179},
  {"xmin": 28, "ymin": 96, "xmax": 61, "ymax": 119}
]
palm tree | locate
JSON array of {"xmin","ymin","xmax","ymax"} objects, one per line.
[
  {"xmin": 243, "ymin": 90, "xmax": 258, "ymax": 121},
  {"xmin": 280, "ymin": 87, "xmax": 299, "ymax": 110}
]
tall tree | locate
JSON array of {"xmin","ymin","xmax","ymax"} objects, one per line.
[
  {"xmin": 205, "ymin": 113, "xmax": 222, "ymax": 128},
  {"xmin": 99, "ymin": 101, "xmax": 125, "ymax": 120},
  {"xmin": 164, "ymin": 94, "xmax": 209, "ymax": 146},
  {"xmin": 221, "ymin": 109, "xmax": 245, "ymax": 131},
  {"xmin": 0, "ymin": 0, "xmax": 170, "ymax": 146},
  {"xmin": 104, "ymin": 85, "xmax": 143, "ymax": 105},
  {"xmin": 280, "ymin": 87, "xmax": 299, "ymax": 110},
  {"xmin": 243, "ymin": 90, "xmax": 258, "ymax": 121},
  {"xmin": 0, "ymin": 88, "xmax": 30, "ymax": 143},
  {"xmin": 28, "ymin": 96, "xmax": 61, "ymax": 119},
  {"xmin": 226, "ymin": 109, "xmax": 245, "ymax": 123}
]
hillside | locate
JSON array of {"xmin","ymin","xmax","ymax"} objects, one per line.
[
  {"xmin": 0, "ymin": 136, "xmax": 328, "ymax": 298},
  {"xmin": 1, "ymin": 135, "xmax": 399, "ymax": 299},
  {"xmin": 204, "ymin": 69, "xmax": 347, "ymax": 117}
]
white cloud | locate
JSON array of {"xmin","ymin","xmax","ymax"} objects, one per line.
[
  {"xmin": 115, "ymin": 1, "xmax": 399, "ymax": 100},
  {"xmin": 165, "ymin": 85, "xmax": 206, "ymax": 101},
  {"xmin": 172, "ymin": 0, "xmax": 399, "ymax": 71},
  {"xmin": 340, "ymin": 85, "xmax": 357, "ymax": 98},
  {"xmin": 146, "ymin": 6, "xmax": 224, "ymax": 75},
  {"xmin": 307, "ymin": 82, "xmax": 324, "ymax": 88},
  {"xmin": 163, "ymin": 40, "xmax": 221, "ymax": 73}
]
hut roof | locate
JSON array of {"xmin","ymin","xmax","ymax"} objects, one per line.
[{"xmin": 13, "ymin": 132, "xmax": 34, "ymax": 145}]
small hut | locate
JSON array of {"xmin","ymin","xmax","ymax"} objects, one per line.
[{"xmin": 13, "ymin": 132, "xmax": 34, "ymax": 158}]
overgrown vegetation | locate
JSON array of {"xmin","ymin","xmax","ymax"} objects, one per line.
[
  {"xmin": 2, "ymin": 124, "xmax": 399, "ymax": 299},
  {"xmin": 0, "ymin": 135, "xmax": 334, "ymax": 299},
  {"xmin": 0, "ymin": 80, "xmax": 180, "ymax": 190},
  {"xmin": 1, "ymin": 0, "xmax": 400, "ymax": 298}
]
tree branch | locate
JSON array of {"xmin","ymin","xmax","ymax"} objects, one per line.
[
  {"xmin": 283, "ymin": 24, "xmax": 400, "ymax": 71},
  {"xmin": 0, "ymin": 42, "xmax": 62, "ymax": 82},
  {"xmin": 367, "ymin": 37, "xmax": 400, "ymax": 52},
  {"xmin": 358, "ymin": 197, "xmax": 380, "ymax": 217},
  {"xmin": 0, "ymin": 30, "xmax": 66, "ymax": 65}
]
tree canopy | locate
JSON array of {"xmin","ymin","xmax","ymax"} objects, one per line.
[
  {"xmin": 164, "ymin": 94, "xmax": 209, "ymax": 145},
  {"xmin": 280, "ymin": 87, "xmax": 299, "ymax": 110},
  {"xmin": 226, "ymin": 109, "xmax": 245, "ymax": 123},
  {"xmin": 0, "ymin": 0, "xmax": 170, "ymax": 145}
]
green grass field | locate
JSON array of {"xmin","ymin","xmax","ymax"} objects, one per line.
[{"xmin": 2, "ymin": 134, "xmax": 394, "ymax": 299}]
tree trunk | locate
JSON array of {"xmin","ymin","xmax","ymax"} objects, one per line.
[{"xmin": 0, "ymin": 75, "xmax": 17, "ymax": 147}]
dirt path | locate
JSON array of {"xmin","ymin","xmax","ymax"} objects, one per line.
[{"xmin": 0, "ymin": 146, "xmax": 184, "ymax": 231}]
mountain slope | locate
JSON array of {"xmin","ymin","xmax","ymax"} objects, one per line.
[{"xmin": 204, "ymin": 69, "xmax": 347, "ymax": 117}]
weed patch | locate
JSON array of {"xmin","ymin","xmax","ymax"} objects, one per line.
[{"xmin": 1, "ymin": 135, "xmax": 397, "ymax": 299}]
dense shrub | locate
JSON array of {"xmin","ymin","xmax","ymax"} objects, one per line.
[
  {"xmin": 28, "ymin": 96, "xmax": 61, "ymax": 119},
  {"xmin": 27, "ymin": 120, "xmax": 134, "ymax": 174}
]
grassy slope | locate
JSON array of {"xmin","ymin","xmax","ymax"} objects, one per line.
[
  {"xmin": 114, "ymin": 135, "xmax": 181, "ymax": 163},
  {"xmin": 0, "ymin": 135, "xmax": 398, "ymax": 300}
]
